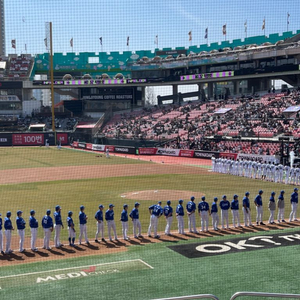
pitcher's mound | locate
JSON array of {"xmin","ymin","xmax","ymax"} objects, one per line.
[{"xmin": 120, "ymin": 189, "xmax": 205, "ymax": 201}]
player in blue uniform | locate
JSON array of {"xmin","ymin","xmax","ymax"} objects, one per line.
[
  {"xmin": 4, "ymin": 211, "xmax": 14, "ymax": 254},
  {"xmin": 29, "ymin": 210, "xmax": 38, "ymax": 251},
  {"xmin": 176, "ymin": 200, "xmax": 185, "ymax": 235},
  {"xmin": 16, "ymin": 210, "xmax": 26, "ymax": 252},
  {"xmin": 42, "ymin": 209, "xmax": 53, "ymax": 250},
  {"xmin": 186, "ymin": 196, "xmax": 198, "ymax": 233},
  {"xmin": 254, "ymin": 190, "xmax": 265, "ymax": 225},
  {"xmin": 79, "ymin": 205, "xmax": 89, "ymax": 245},
  {"xmin": 211, "ymin": 197, "xmax": 219, "ymax": 231},
  {"xmin": 67, "ymin": 211, "xmax": 76, "ymax": 246},
  {"xmin": 198, "ymin": 196, "xmax": 210, "ymax": 232},
  {"xmin": 130, "ymin": 202, "xmax": 142, "ymax": 238},
  {"xmin": 268, "ymin": 191, "xmax": 276, "ymax": 224},
  {"xmin": 0, "ymin": 213, "xmax": 3, "ymax": 254},
  {"xmin": 277, "ymin": 190, "xmax": 285, "ymax": 223},
  {"xmin": 289, "ymin": 188, "xmax": 298, "ymax": 222},
  {"xmin": 164, "ymin": 200, "xmax": 173, "ymax": 235},
  {"xmin": 105, "ymin": 204, "xmax": 118, "ymax": 241},
  {"xmin": 95, "ymin": 204, "xmax": 105, "ymax": 242},
  {"xmin": 120, "ymin": 204, "xmax": 129, "ymax": 240},
  {"xmin": 147, "ymin": 201, "xmax": 163, "ymax": 238},
  {"xmin": 242, "ymin": 192, "xmax": 252, "ymax": 227},
  {"xmin": 220, "ymin": 195, "xmax": 230, "ymax": 229},
  {"xmin": 54, "ymin": 205, "xmax": 64, "ymax": 248},
  {"xmin": 231, "ymin": 195, "xmax": 241, "ymax": 228}
]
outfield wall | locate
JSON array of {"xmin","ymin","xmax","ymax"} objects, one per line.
[
  {"xmin": 71, "ymin": 141, "xmax": 279, "ymax": 162},
  {"xmin": 0, "ymin": 132, "xmax": 69, "ymax": 146}
]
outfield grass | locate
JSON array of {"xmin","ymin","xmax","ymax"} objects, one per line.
[
  {"xmin": 0, "ymin": 147, "xmax": 149, "ymax": 169},
  {"xmin": 0, "ymin": 147, "xmax": 299, "ymax": 300},
  {"xmin": 0, "ymin": 227, "xmax": 300, "ymax": 299}
]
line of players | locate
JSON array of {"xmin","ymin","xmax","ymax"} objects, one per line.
[
  {"xmin": 0, "ymin": 188, "xmax": 298, "ymax": 255},
  {"xmin": 212, "ymin": 157, "xmax": 300, "ymax": 185}
]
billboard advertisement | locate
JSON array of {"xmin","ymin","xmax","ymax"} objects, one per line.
[{"xmin": 12, "ymin": 134, "xmax": 44, "ymax": 146}]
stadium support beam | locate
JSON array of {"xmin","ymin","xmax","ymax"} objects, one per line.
[
  {"xmin": 207, "ymin": 82, "xmax": 213, "ymax": 100},
  {"xmin": 49, "ymin": 22, "xmax": 56, "ymax": 143}
]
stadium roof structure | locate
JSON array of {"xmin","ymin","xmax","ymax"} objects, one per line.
[{"xmin": 32, "ymin": 30, "xmax": 300, "ymax": 79}]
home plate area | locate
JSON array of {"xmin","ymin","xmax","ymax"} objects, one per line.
[
  {"xmin": 0, "ymin": 259, "xmax": 153, "ymax": 290},
  {"xmin": 120, "ymin": 189, "xmax": 205, "ymax": 201}
]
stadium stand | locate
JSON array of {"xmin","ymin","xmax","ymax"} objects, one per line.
[{"xmin": 101, "ymin": 89, "xmax": 300, "ymax": 155}]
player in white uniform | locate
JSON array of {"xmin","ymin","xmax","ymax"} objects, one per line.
[
  {"xmin": 238, "ymin": 159, "xmax": 244, "ymax": 177},
  {"xmin": 252, "ymin": 161, "xmax": 257, "ymax": 179},
  {"xmin": 290, "ymin": 168, "xmax": 296, "ymax": 185},
  {"xmin": 262, "ymin": 162, "xmax": 267, "ymax": 180},
  {"xmin": 211, "ymin": 155, "xmax": 216, "ymax": 172},
  {"xmin": 295, "ymin": 167, "xmax": 300, "ymax": 185},
  {"xmin": 257, "ymin": 161, "xmax": 262, "ymax": 179},
  {"xmin": 278, "ymin": 163, "xmax": 284, "ymax": 183},
  {"xmin": 270, "ymin": 163, "xmax": 276, "ymax": 182},
  {"xmin": 284, "ymin": 165, "xmax": 291, "ymax": 185},
  {"xmin": 290, "ymin": 150, "xmax": 295, "ymax": 168}
]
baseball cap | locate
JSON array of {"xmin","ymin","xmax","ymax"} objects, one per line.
[
  {"xmin": 46, "ymin": 209, "xmax": 51, "ymax": 215},
  {"xmin": 123, "ymin": 204, "xmax": 128, "ymax": 208},
  {"xmin": 294, "ymin": 188, "xmax": 298, "ymax": 191},
  {"xmin": 259, "ymin": 190, "xmax": 263, "ymax": 194},
  {"xmin": 201, "ymin": 196, "xmax": 205, "ymax": 201},
  {"xmin": 222, "ymin": 195, "xmax": 227, "ymax": 199},
  {"xmin": 245, "ymin": 192, "xmax": 250, "ymax": 196},
  {"xmin": 80, "ymin": 205, "xmax": 85, "ymax": 210},
  {"xmin": 271, "ymin": 191, "xmax": 276, "ymax": 195},
  {"xmin": 17, "ymin": 210, "xmax": 22, "ymax": 215},
  {"xmin": 55, "ymin": 205, "xmax": 61, "ymax": 211},
  {"xmin": 167, "ymin": 200, "xmax": 171, "ymax": 205},
  {"xmin": 234, "ymin": 194, "xmax": 238, "ymax": 199},
  {"xmin": 281, "ymin": 190, "xmax": 285, "ymax": 194},
  {"xmin": 68, "ymin": 211, "xmax": 73, "ymax": 216},
  {"xmin": 158, "ymin": 201, "xmax": 162, "ymax": 204},
  {"xmin": 30, "ymin": 210, "xmax": 35, "ymax": 215},
  {"xmin": 191, "ymin": 196, "xmax": 195, "ymax": 201},
  {"xmin": 99, "ymin": 204, "xmax": 104, "ymax": 208},
  {"xmin": 135, "ymin": 202, "xmax": 140, "ymax": 206},
  {"xmin": 214, "ymin": 197, "xmax": 218, "ymax": 201},
  {"xmin": 6, "ymin": 211, "xmax": 11, "ymax": 217},
  {"xmin": 179, "ymin": 199, "xmax": 183, "ymax": 204},
  {"xmin": 109, "ymin": 204, "xmax": 114, "ymax": 208}
]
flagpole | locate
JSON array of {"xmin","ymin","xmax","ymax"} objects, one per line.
[
  {"xmin": 264, "ymin": 17, "xmax": 266, "ymax": 36},
  {"xmin": 287, "ymin": 13, "xmax": 289, "ymax": 32}
]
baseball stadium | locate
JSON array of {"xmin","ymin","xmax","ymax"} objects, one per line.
[{"xmin": 1, "ymin": 1, "xmax": 300, "ymax": 299}]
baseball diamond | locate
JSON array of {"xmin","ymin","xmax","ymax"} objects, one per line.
[{"xmin": 0, "ymin": 147, "xmax": 300, "ymax": 300}]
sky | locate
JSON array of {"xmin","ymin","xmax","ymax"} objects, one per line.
[{"xmin": 4, "ymin": 0, "xmax": 300, "ymax": 55}]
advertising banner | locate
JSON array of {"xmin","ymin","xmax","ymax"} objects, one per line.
[
  {"xmin": 156, "ymin": 148, "xmax": 180, "ymax": 157},
  {"xmin": 72, "ymin": 141, "xmax": 79, "ymax": 148},
  {"xmin": 237, "ymin": 153, "xmax": 279, "ymax": 163},
  {"xmin": 86, "ymin": 143, "xmax": 93, "ymax": 150},
  {"xmin": 114, "ymin": 146, "xmax": 136, "ymax": 154},
  {"xmin": 179, "ymin": 150, "xmax": 195, "ymax": 158},
  {"xmin": 219, "ymin": 152, "xmax": 238, "ymax": 160},
  {"xmin": 138, "ymin": 148, "xmax": 157, "ymax": 155},
  {"xmin": 0, "ymin": 133, "xmax": 12, "ymax": 146},
  {"xmin": 56, "ymin": 133, "xmax": 68, "ymax": 145},
  {"xmin": 12, "ymin": 134, "xmax": 44, "ymax": 146},
  {"xmin": 194, "ymin": 150, "xmax": 220, "ymax": 159},
  {"xmin": 92, "ymin": 144, "xmax": 105, "ymax": 151},
  {"xmin": 77, "ymin": 143, "xmax": 86, "ymax": 149},
  {"xmin": 105, "ymin": 145, "xmax": 115, "ymax": 152}
]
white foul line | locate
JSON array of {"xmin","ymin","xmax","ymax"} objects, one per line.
[
  {"xmin": 137, "ymin": 258, "xmax": 154, "ymax": 269},
  {"xmin": 0, "ymin": 258, "xmax": 153, "ymax": 280}
]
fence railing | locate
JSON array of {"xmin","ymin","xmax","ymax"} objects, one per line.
[
  {"xmin": 151, "ymin": 295, "xmax": 219, "ymax": 300},
  {"xmin": 230, "ymin": 292, "xmax": 300, "ymax": 300}
]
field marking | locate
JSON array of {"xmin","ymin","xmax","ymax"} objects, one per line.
[
  {"xmin": 0, "ymin": 259, "xmax": 153, "ymax": 280},
  {"xmin": 137, "ymin": 258, "xmax": 154, "ymax": 269}
]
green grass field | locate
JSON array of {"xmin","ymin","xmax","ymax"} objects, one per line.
[{"xmin": 0, "ymin": 147, "xmax": 299, "ymax": 300}]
